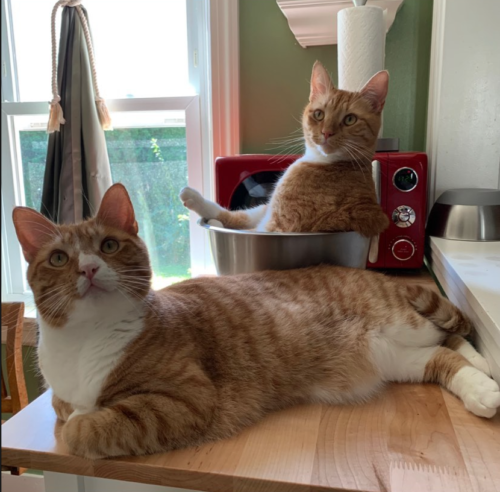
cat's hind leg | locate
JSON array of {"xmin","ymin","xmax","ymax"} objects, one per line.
[
  {"xmin": 180, "ymin": 187, "xmax": 224, "ymax": 222},
  {"xmin": 180, "ymin": 186, "xmax": 267, "ymax": 230},
  {"xmin": 443, "ymin": 334, "xmax": 491, "ymax": 376},
  {"xmin": 377, "ymin": 342, "xmax": 500, "ymax": 418}
]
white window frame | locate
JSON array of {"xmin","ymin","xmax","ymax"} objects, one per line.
[{"xmin": 1, "ymin": 0, "xmax": 241, "ymax": 305}]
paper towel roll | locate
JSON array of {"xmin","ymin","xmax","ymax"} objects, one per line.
[{"xmin": 337, "ymin": 6, "xmax": 386, "ymax": 92}]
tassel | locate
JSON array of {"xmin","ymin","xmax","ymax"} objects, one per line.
[
  {"xmin": 95, "ymin": 97, "xmax": 113, "ymax": 131},
  {"xmin": 47, "ymin": 97, "xmax": 66, "ymax": 133}
]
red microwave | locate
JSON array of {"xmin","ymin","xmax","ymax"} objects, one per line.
[{"xmin": 215, "ymin": 151, "xmax": 428, "ymax": 269}]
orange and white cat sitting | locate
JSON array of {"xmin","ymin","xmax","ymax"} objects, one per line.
[
  {"xmin": 180, "ymin": 61, "xmax": 389, "ymax": 236},
  {"xmin": 13, "ymin": 184, "xmax": 499, "ymax": 459}
]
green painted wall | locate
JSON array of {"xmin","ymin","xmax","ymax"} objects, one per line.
[{"xmin": 239, "ymin": 0, "xmax": 433, "ymax": 154}]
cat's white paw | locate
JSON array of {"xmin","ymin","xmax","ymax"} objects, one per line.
[
  {"xmin": 180, "ymin": 187, "xmax": 203, "ymax": 207},
  {"xmin": 179, "ymin": 187, "xmax": 207, "ymax": 216},
  {"xmin": 453, "ymin": 367, "xmax": 500, "ymax": 418},
  {"xmin": 179, "ymin": 187, "xmax": 222, "ymax": 220}
]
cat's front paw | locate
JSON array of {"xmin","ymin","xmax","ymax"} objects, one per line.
[{"xmin": 62, "ymin": 414, "xmax": 106, "ymax": 459}]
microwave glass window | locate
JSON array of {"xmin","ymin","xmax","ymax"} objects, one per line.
[
  {"xmin": 393, "ymin": 168, "xmax": 418, "ymax": 192},
  {"xmin": 230, "ymin": 171, "xmax": 283, "ymax": 210}
]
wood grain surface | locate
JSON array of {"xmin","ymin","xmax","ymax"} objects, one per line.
[{"xmin": 2, "ymin": 270, "xmax": 499, "ymax": 492}]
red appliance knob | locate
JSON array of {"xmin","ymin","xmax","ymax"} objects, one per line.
[{"xmin": 392, "ymin": 239, "xmax": 415, "ymax": 261}]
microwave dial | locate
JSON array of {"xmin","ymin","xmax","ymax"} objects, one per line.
[
  {"xmin": 391, "ymin": 239, "xmax": 416, "ymax": 261},
  {"xmin": 392, "ymin": 205, "xmax": 416, "ymax": 228}
]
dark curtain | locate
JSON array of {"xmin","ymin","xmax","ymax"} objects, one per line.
[{"xmin": 41, "ymin": 6, "xmax": 112, "ymax": 224}]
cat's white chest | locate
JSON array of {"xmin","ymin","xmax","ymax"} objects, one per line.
[{"xmin": 38, "ymin": 294, "xmax": 144, "ymax": 412}]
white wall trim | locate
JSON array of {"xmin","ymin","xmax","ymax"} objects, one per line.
[
  {"xmin": 425, "ymin": 0, "xmax": 500, "ymax": 207},
  {"xmin": 276, "ymin": 0, "xmax": 404, "ymax": 47},
  {"xmin": 425, "ymin": 0, "xmax": 446, "ymax": 209},
  {"xmin": 209, "ymin": 0, "xmax": 240, "ymax": 159}
]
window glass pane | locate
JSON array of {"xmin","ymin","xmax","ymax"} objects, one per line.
[
  {"xmin": 17, "ymin": 111, "xmax": 190, "ymax": 289},
  {"xmin": 10, "ymin": 0, "xmax": 191, "ymax": 102}
]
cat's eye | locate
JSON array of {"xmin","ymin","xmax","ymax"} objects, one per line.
[
  {"xmin": 101, "ymin": 239, "xmax": 119, "ymax": 254},
  {"xmin": 313, "ymin": 110, "xmax": 324, "ymax": 121},
  {"xmin": 343, "ymin": 114, "xmax": 357, "ymax": 126},
  {"xmin": 49, "ymin": 251, "xmax": 69, "ymax": 267}
]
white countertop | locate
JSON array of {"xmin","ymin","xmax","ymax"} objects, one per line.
[{"xmin": 428, "ymin": 237, "xmax": 500, "ymax": 381}]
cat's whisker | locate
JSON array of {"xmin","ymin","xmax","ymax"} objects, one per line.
[
  {"xmin": 342, "ymin": 142, "xmax": 373, "ymax": 178},
  {"xmin": 39, "ymin": 287, "xmax": 71, "ymax": 313},
  {"xmin": 41, "ymin": 293, "xmax": 70, "ymax": 325},
  {"xmin": 268, "ymin": 137, "xmax": 305, "ymax": 146},
  {"xmin": 266, "ymin": 141, "xmax": 304, "ymax": 153},
  {"xmin": 81, "ymin": 191, "xmax": 97, "ymax": 218},
  {"xmin": 118, "ymin": 285, "xmax": 161, "ymax": 319},
  {"xmin": 269, "ymin": 145, "xmax": 305, "ymax": 165},
  {"xmin": 343, "ymin": 142, "xmax": 378, "ymax": 165},
  {"xmin": 342, "ymin": 146, "xmax": 366, "ymax": 178},
  {"xmin": 36, "ymin": 283, "xmax": 72, "ymax": 301},
  {"xmin": 269, "ymin": 133, "xmax": 304, "ymax": 142}
]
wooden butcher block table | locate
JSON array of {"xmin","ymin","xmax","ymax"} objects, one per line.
[{"xmin": 2, "ymin": 270, "xmax": 499, "ymax": 492}]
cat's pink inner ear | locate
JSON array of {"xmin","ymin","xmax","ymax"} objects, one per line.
[
  {"xmin": 360, "ymin": 70, "xmax": 389, "ymax": 112},
  {"xmin": 12, "ymin": 207, "xmax": 58, "ymax": 263},
  {"xmin": 310, "ymin": 61, "xmax": 333, "ymax": 101},
  {"xmin": 97, "ymin": 183, "xmax": 139, "ymax": 235}
]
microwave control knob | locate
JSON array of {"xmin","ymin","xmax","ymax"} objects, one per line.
[
  {"xmin": 392, "ymin": 205, "xmax": 416, "ymax": 228},
  {"xmin": 392, "ymin": 239, "xmax": 415, "ymax": 261}
]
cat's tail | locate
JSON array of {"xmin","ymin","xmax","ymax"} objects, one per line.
[{"xmin": 404, "ymin": 285, "xmax": 473, "ymax": 336}]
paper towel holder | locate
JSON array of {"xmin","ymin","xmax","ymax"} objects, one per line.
[
  {"xmin": 353, "ymin": 0, "xmax": 368, "ymax": 6},
  {"xmin": 276, "ymin": 0, "xmax": 404, "ymax": 48}
]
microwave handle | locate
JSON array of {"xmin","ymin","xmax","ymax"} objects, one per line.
[{"xmin": 368, "ymin": 160, "xmax": 381, "ymax": 264}]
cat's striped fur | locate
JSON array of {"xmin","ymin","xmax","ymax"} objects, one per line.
[
  {"xmin": 13, "ymin": 184, "xmax": 499, "ymax": 460},
  {"xmin": 180, "ymin": 61, "xmax": 389, "ymax": 236}
]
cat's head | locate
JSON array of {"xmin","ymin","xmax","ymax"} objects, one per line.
[
  {"xmin": 302, "ymin": 61, "xmax": 389, "ymax": 161},
  {"xmin": 13, "ymin": 184, "xmax": 151, "ymax": 327}
]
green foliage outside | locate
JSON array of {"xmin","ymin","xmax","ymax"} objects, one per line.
[{"xmin": 19, "ymin": 127, "xmax": 190, "ymax": 285}]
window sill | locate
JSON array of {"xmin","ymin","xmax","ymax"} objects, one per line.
[{"xmin": 426, "ymin": 237, "xmax": 500, "ymax": 382}]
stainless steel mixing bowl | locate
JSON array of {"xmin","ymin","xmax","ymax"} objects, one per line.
[
  {"xmin": 426, "ymin": 188, "xmax": 500, "ymax": 241},
  {"xmin": 199, "ymin": 219, "xmax": 370, "ymax": 275}
]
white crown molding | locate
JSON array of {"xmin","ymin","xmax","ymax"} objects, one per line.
[
  {"xmin": 210, "ymin": 0, "xmax": 240, "ymax": 157},
  {"xmin": 276, "ymin": 0, "xmax": 404, "ymax": 47}
]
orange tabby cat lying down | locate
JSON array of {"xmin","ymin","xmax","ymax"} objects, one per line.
[
  {"xmin": 13, "ymin": 184, "xmax": 499, "ymax": 459},
  {"xmin": 180, "ymin": 61, "xmax": 389, "ymax": 237}
]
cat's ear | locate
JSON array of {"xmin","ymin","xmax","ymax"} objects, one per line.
[
  {"xmin": 310, "ymin": 61, "xmax": 333, "ymax": 101},
  {"xmin": 12, "ymin": 207, "xmax": 58, "ymax": 263},
  {"xmin": 360, "ymin": 70, "xmax": 389, "ymax": 113},
  {"xmin": 96, "ymin": 184, "xmax": 139, "ymax": 235}
]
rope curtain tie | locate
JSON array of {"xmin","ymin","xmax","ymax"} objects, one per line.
[{"xmin": 48, "ymin": 0, "xmax": 112, "ymax": 133}]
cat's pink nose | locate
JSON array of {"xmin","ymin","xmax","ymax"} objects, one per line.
[
  {"xmin": 322, "ymin": 131, "xmax": 333, "ymax": 141},
  {"xmin": 79, "ymin": 263, "xmax": 99, "ymax": 280}
]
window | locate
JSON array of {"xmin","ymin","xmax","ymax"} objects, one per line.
[
  {"xmin": 17, "ymin": 111, "xmax": 191, "ymax": 290},
  {"xmin": 1, "ymin": 0, "xmax": 218, "ymax": 307}
]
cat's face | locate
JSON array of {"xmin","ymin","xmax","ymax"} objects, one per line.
[
  {"xmin": 13, "ymin": 184, "xmax": 151, "ymax": 327},
  {"xmin": 302, "ymin": 62, "xmax": 389, "ymax": 160}
]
